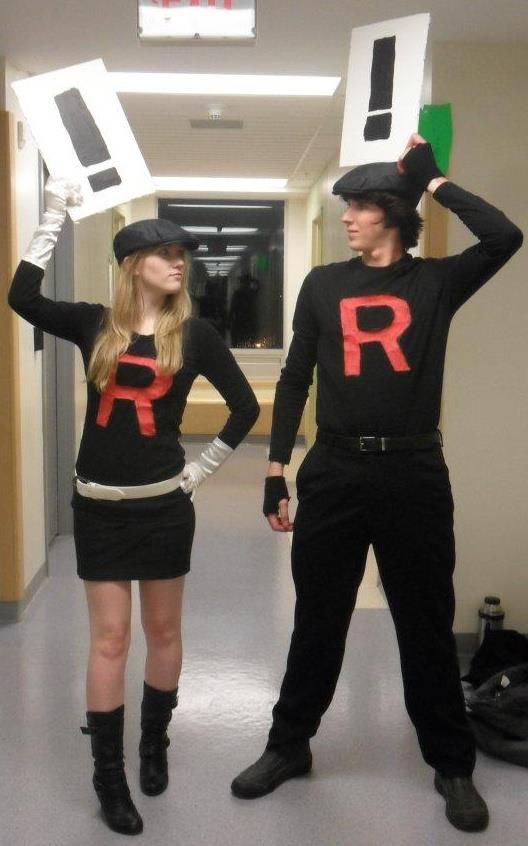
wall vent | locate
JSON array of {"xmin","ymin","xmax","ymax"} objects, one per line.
[{"xmin": 190, "ymin": 119, "xmax": 244, "ymax": 130}]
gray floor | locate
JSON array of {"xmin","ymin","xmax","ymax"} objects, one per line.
[{"xmin": 1, "ymin": 441, "xmax": 527, "ymax": 846}]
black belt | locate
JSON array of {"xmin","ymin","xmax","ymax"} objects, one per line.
[{"xmin": 316, "ymin": 430, "xmax": 443, "ymax": 453}]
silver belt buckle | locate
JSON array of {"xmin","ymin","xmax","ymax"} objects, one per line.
[{"xmin": 359, "ymin": 436, "xmax": 380, "ymax": 452}]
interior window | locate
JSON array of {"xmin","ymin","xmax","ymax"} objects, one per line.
[{"xmin": 158, "ymin": 198, "xmax": 284, "ymax": 349}]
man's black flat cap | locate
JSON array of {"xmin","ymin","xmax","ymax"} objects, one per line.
[
  {"xmin": 113, "ymin": 219, "xmax": 199, "ymax": 264},
  {"xmin": 332, "ymin": 162, "xmax": 423, "ymax": 208}
]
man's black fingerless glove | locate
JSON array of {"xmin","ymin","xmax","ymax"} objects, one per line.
[
  {"xmin": 401, "ymin": 142, "xmax": 444, "ymax": 193},
  {"xmin": 263, "ymin": 476, "xmax": 290, "ymax": 516}
]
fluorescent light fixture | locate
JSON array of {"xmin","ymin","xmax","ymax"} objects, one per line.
[
  {"xmin": 168, "ymin": 204, "xmax": 274, "ymax": 210},
  {"xmin": 198, "ymin": 255, "xmax": 238, "ymax": 262},
  {"xmin": 183, "ymin": 226, "xmax": 258, "ymax": 235},
  {"xmin": 204, "ymin": 268, "xmax": 235, "ymax": 272},
  {"xmin": 111, "ymin": 73, "xmax": 340, "ymax": 97},
  {"xmin": 226, "ymin": 245, "xmax": 248, "ymax": 252},
  {"xmin": 196, "ymin": 245, "xmax": 209, "ymax": 253},
  {"xmin": 154, "ymin": 177, "xmax": 287, "ymax": 193}
]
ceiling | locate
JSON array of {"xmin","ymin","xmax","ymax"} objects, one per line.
[{"xmin": 2, "ymin": 0, "xmax": 528, "ymax": 192}]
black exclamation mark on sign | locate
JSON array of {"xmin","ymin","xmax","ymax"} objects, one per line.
[
  {"xmin": 363, "ymin": 36, "xmax": 396, "ymax": 141},
  {"xmin": 54, "ymin": 88, "xmax": 122, "ymax": 192}
]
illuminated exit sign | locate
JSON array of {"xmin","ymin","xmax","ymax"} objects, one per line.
[{"xmin": 138, "ymin": 0, "xmax": 256, "ymax": 43}]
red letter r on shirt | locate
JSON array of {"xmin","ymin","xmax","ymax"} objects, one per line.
[{"xmin": 340, "ymin": 294, "xmax": 411, "ymax": 376}]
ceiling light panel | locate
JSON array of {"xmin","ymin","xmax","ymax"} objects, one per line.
[
  {"xmin": 198, "ymin": 255, "xmax": 238, "ymax": 261},
  {"xmin": 182, "ymin": 226, "xmax": 257, "ymax": 234},
  {"xmin": 183, "ymin": 226, "xmax": 218, "ymax": 234},
  {"xmin": 168, "ymin": 204, "xmax": 273, "ymax": 210},
  {"xmin": 111, "ymin": 73, "xmax": 340, "ymax": 97}
]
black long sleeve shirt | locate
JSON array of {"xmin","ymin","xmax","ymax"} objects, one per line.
[
  {"xmin": 9, "ymin": 261, "xmax": 260, "ymax": 486},
  {"xmin": 270, "ymin": 182, "xmax": 523, "ymax": 464}
]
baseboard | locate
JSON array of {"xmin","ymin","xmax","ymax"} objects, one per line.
[{"xmin": 0, "ymin": 559, "xmax": 48, "ymax": 624}]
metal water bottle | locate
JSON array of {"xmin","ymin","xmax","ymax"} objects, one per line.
[{"xmin": 478, "ymin": 596, "xmax": 505, "ymax": 645}]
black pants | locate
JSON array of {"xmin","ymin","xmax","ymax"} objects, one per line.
[{"xmin": 267, "ymin": 441, "xmax": 476, "ymax": 777}]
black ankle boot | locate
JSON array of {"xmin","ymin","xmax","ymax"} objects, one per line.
[
  {"xmin": 139, "ymin": 682, "xmax": 178, "ymax": 796},
  {"xmin": 81, "ymin": 705, "xmax": 143, "ymax": 835},
  {"xmin": 231, "ymin": 742, "xmax": 312, "ymax": 799},
  {"xmin": 434, "ymin": 772, "xmax": 489, "ymax": 832}
]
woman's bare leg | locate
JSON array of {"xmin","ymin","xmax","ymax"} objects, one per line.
[
  {"xmin": 84, "ymin": 580, "xmax": 132, "ymax": 711},
  {"xmin": 139, "ymin": 577, "xmax": 185, "ymax": 691}
]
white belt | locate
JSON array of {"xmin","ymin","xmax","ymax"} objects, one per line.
[{"xmin": 74, "ymin": 472, "xmax": 184, "ymax": 502}]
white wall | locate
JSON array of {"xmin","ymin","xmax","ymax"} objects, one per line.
[
  {"xmin": 433, "ymin": 43, "xmax": 528, "ymax": 634},
  {"xmin": 283, "ymin": 198, "xmax": 310, "ymax": 351},
  {"xmin": 3, "ymin": 59, "xmax": 46, "ymax": 589},
  {"xmin": 129, "ymin": 194, "xmax": 157, "ymax": 222},
  {"xmin": 306, "ymin": 154, "xmax": 350, "ymax": 267}
]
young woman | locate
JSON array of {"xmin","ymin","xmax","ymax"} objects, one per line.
[{"xmin": 8, "ymin": 178, "xmax": 260, "ymax": 836}]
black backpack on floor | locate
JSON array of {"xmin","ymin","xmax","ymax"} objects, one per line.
[
  {"xmin": 467, "ymin": 663, "xmax": 528, "ymax": 768},
  {"xmin": 462, "ymin": 629, "xmax": 528, "ymax": 688}
]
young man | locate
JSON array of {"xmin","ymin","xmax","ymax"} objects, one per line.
[{"xmin": 231, "ymin": 136, "xmax": 523, "ymax": 832}]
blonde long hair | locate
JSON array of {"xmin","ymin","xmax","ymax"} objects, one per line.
[{"xmin": 87, "ymin": 249, "xmax": 192, "ymax": 392}]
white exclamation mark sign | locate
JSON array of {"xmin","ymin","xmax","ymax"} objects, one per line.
[
  {"xmin": 54, "ymin": 88, "xmax": 122, "ymax": 192},
  {"xmin": 363, "ymin": 36, "xmax": 396, "ymax": 141}
]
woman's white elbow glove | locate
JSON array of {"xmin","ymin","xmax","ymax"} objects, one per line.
[
  {"xmin": 180, "ymin": 438, "xmax": 233, "ymax": 495},
  {"xmin": 22, "ymin": 177, "xmax": 82, "ymax": 270}
]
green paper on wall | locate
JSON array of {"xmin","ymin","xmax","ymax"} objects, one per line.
[
  {"xmin": 418, "ymin": 104, "xmax": 453, "ymax": 173},
  {"xmin": 256, "ymin": 255, "xmax": 269, "ymax": 273}
]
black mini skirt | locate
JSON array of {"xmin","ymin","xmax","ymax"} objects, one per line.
[{"xmin": 72, "ymin": 488, "xmax": 195, "ymax": 581}]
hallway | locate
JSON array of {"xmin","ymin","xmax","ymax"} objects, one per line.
[{"xmin": 0, "ymin": 441, "xmax": 526, "ymax": 846}]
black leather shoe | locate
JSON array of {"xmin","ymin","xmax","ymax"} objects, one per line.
[
  {"xmin": 93, "ymin": 772, "xmax": 144, "ymax": 836},
  {"xmin": 231, "ymin": 745, "xmax": 312, "ymax": 799},
  {"xmin": 140, "ymin": 733, "xmax": 170, "ymax": 796},
  {"xmin": 434, "ymin": 772, "xmax": 489, "ymax": 832},
  {"xmin": 83, "ymin": 706, "xmax": 143, "ymax": 836},
  {"xmin": 139, "ymin": 683, "xmax": 178, "ymax": 797}
]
